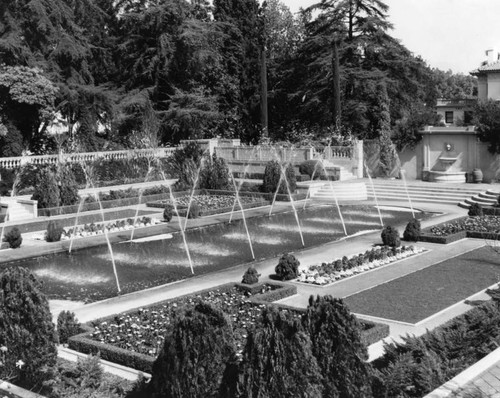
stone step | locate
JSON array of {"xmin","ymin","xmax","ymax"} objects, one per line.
[
  {"xmin": 311, "ymin": 182, "xmax": 367, "ymax": 201},
  {"xmin": 366, "ymin": 187, "xmax": 473, "ymax": 201},
  {"xmin": 465, "ymin": 197, "xmax": 496, "ymax": 206},
  {"xmin": 367, "ymin": 182, "xmax": 489, "ymax": 195}
]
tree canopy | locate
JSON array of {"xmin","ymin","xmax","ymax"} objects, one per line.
[{"xmin": 0, "ymin": 0, "xmax": 477, "ymax": 152}]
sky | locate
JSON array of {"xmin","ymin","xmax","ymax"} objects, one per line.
[{"xmin": 281, "ymin": 0, "xmax": 500, "ymax": 74}]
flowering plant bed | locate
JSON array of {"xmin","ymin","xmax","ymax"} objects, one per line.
[
  {"xmin": 60, "ymin": 216, "xmax": 161, "ymax": 240},
  {"xmin": 422, "ymin": 216, "xmax": 500, "ymax": 243},
  {"xmin": 297, "ymin": 245, "xmax": 426, "ymax": 286},
  {"xmin": 147, "ymin": 194, "xmax": 268, "ymax": 215},
  {"xmin": 68, "ymin": 282, "xmax": 388, "ymax": 372}
]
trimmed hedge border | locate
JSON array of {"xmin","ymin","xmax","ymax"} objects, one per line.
[
  {"xmin": 482, "ymin": 207, "xmax": 500, "ymax": 216},
  {"xmin": 69, "ymin": 281, "xmax": 387, "ymax": 372},
  {"xmin": 418, "ymin": 230, "xmax": 467, "ymax": 244}
]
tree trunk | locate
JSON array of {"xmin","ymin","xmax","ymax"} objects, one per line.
[
  {"xmin": 260, "ymin": 45, "xmax": 268, "ymax": 138},
  {"xmin": 332, "ymin": 39, "xmax": 341, "ymax": 127}
]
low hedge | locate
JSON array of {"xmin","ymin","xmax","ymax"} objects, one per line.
[
  {"xmin": 68, "ymin": 332, "xmax": 155, "ymax": 373},
  {"xmin": 467, "ymin": 230, "xmax": 500, "ymax": 240},
  {"xmin": 360, "ymin": 320, "xmax": 390, "ymax": 347},
  {"xmin": 482, "ymin": 207, "xmax": 500, "ymax": 216},
  {"xmin": 38, "ymin": 192, "xmax": 172, "ymax": 216},
  {"xmin": 418, "ymin": 230, "xmax": 467, "ymax": 244}
]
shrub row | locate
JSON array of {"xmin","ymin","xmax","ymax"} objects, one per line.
[
  {"xmin": 69, "ymin": 282, "xmax": 386, "ymax": 372},
  {"xmin": 360, "ymin": 320, "xmax": 391, "ymax": 347},
  {"xmin": 372, "ymin": 299, "xmax": 500, "ymax": 397},
  {"xmin": 68, "ymin": 329, "xmax": 155, "ymax": 373}
]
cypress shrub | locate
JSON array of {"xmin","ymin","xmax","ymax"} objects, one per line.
[
  {"xmin": 232, "ymin": 307, "xmax": 323, "ymax": 398},
  {"xmin": 381, "ymin": 225, "xmax": 401, "ymax": 247},
  {"xmin": 241, "ymin": 267, "xmax": 260, "ymax": 285},
  {"xmin": 275, "ymin": 253, "xmax": 300, "ymax": 281},
  {"xmin": 3, "ymin": 227, "xmax": 22, "ymax": 248},
  {"xmin": 468, "ymin": 202, "xmax": 483, "ymax": 217},
  {"xmin": 163, "ymin": 204, "xmax": 174, "ymax": 222},
  {"xmin": 45, "ymin": 220, "xmax": 63, "ymax": 242},
  {"xmin": 199, "ymin": 153, "xmax": 232, "ymax": 190},
  {"xmin": 57, "ymin": 165, "xmax": 80, "ymax": 206},
  {"xmin": 31, "ymin": 168, "xmax": 60, "ymax": 209},
  {"xmin": 187, "ymin": 202, "xmax": 201, "ymax": 219},
  {"xmin": 262, "ymin": 161, "xmax": 297, "ymax": 194},
  {"xmin": 149, "ymin": 302, "xmax": 236, "ymax": 398},
  {"xmin": 57, "ymin": 311, "xmax": 81, "ymax": 345},
  {"xmin": 0, "ymin": 267, "xmax": 58, "ymax": 389},
  {"xmin": 304, "ymin": 295, "xmax": 373, "ymax": 397},
  {"xmin": 403, "ymin": 218, "xmax": 421, "ymax": 242}
]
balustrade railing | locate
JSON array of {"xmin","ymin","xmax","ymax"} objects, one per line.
[{"xmin": 0, "ymin": 148, "xmax": 177, "ymax": 170}]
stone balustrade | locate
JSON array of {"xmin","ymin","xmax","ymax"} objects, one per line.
[
  {"xmin": 0, "ymin": 148, "xmax": 177, "ymax": 170},
  {"xmin": 215, "ymin": 146, "xmax": 315, "ymax": 162}
]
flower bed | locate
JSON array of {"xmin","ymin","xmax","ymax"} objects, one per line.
[
  {"xmin": 68, "ymin": 282, "xmax": 388, "ymax": 372},
  {"xmin": 60, "ymin": 216, "xmax": 161, "ymax": 240},
  {"xmin": 147, "ymin": 194, "xmax": 267, "ymax": 215},
  {"xmin": 297, "ymin": 245, "xmax": 426, "ymax": 286},
  {"xmin": 421, "ymin": 216, "xmax": 500, "ymax": 243}
]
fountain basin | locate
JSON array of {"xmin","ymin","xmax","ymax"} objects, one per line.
[
  {"xmin": 0, "ymin": 204, "xmax": 427, "ymax": 302},
  {"xmin": 429, "ymin": 170, "xmax": 466, "ymax": 183}
]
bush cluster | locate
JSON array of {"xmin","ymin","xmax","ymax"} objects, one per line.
[
  {"xmin": 0, "ymin": 267, "xmax": 57, "ymax": 389},
  {"xmin": 199, "ymin": 153, "xmax": 232, "ymax": 190},
  {"xmin": 137, "ymin": 295, "xmax": 372, "ymax": 398},
  {"xmin": 262, "ymin": 161, "xmax": 297, "ymax": 194},
  {"xmin": 468, "ymin": 202, "xmax": 483, "ymax": 217},
  {"xmin": 381, "ymin": 225, "xmax": 401, "ymax": 247},
  {"xmin": 163, "ymin": 204, "xmax": 174, "ymax": 222},
  {"xmin": 403, "ymin": 218, "xmax": 421, "ymax": 242},
  {"xmin": 372, "ymin": 297, "xmax": 500, "ymax": 397},
  {"xmin": 241, "ymin": 266, "xmax": 260, "ymax": 285},
  {"xmin": 3, "ymin": 227, "xmax": 22, "ymax": 248},
  {"xmin": 57, "ymin": 311, "xmax": 81, "ymax": 344},
  {"xmin": 45, "ymin": 220, "xmax": 64, "ymax": 242},
  {"xmin": 187, "ymin": 202, "xmax": 201, "ymax": 219},
  {"xmin": 275, "ymin": 253, "xmax": 300, "ymax": 281}
]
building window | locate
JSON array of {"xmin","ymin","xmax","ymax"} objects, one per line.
[
  {"xmin": 445, "ymin": 111, "xmax": 454, "ymax": 124},
  {"xmin": 464, "ymin": 111, "xmax": 473, "ymax": 125}
]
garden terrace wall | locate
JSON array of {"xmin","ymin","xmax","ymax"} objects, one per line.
[
  {"xmin": 0, "ymin": 208, "xmax": 157, "ymax": 237},
  {"xmin": 38, "ymin": 192, "xmax": 173, "ymax": 216},
  {"xmin": 68, "ymin": 282, "xmax": 386, "ymax": 372}
]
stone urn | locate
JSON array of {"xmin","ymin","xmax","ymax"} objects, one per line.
[{"xmin": 472, "ymin": 168, "xmax": 483, "ymax": 183}]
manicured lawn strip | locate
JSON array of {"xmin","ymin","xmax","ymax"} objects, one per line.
[
  {"xmin": 344, "ymin": 246, "xmax": 500, "ymax": 324},
  {"xmin": 69, "ymin": 282, "xmax": 388, "ymax": 372}
]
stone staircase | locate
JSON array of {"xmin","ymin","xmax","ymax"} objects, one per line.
[
  {"xmin": 320, "ymin": 159, "xmax": 356, "ymax": 181},
  {"xmin": 309, "ymin": 182, "xmax": 368, "ymax": 202},
  {"xmin": 364, "ymin": 180, "xmax": 492, "ymax": 206},
  {"xmin": 458, "ymin": 189, "xmax": 500, "ymax": 209},
  {"xmin": 0, "ymin": 198, "xmax": 36, "ymax": 221}
]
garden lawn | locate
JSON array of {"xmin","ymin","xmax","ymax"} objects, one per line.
[{"xmin": 344, "ymin": 246, "xmax": 500, "ymax": 324}]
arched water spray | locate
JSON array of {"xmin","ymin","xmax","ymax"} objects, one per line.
[
  {"xmin": 184, "ymin": 148, "xmax": 210, "ymax": 231},
  {"xmin": 302, "ymin": 158, "xmax": 323, "ymax": 210},
  {"xmin": 228, "ymin": 146, "xmax": 258, "ymax": 224},
  {"xmin": 395, "ymin": 155, "xmax": 415, "ymax": 218},
  {"xmin": 280, "ymin": 163, "xmax": 305, "ymax": 247},
  {"xmin": 156, "ymin": 160, "xmax": 195, "ymax": 274},
  {"xmin": 130, "ymin": 154, "xmax": 155, "ymax": 241},
  {"xmin": 364, "ymin": 161, "xmax": 384, "ymax": 227},
  {"xmin": 267, "ymin": 145, "xmax": 305, "ymax": 246},
  {"xmin": 229, "ymin": 173, "xmax": 255, "ymax": 260},
  {"xmin": 317, "ymin": 158, "xmax": 348, "ymax": 236},
  {"xmin": 68, "ymin": 162, "xmax": 93, "ymax": 254}
]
